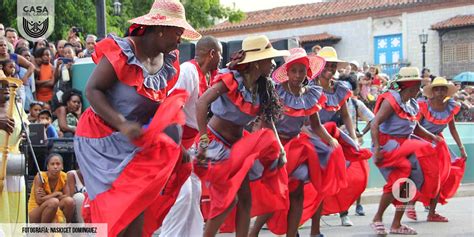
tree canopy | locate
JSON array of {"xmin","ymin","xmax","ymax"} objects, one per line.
[{"xmin": 0, "ymin": 0, "xmax": 244, "ymax": 41}]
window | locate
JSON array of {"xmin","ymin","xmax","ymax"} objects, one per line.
[
  {"xmin": 456, "ymin": 43, "xmax": 470, "ymax": 62},
  {"xmin": 442, "ymin": 44, "xmax": 455, "ymax": 63}
]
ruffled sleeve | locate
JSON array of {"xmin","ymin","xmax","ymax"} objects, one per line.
[
  {"xmin": 418, "ymin": 98, "xmax": 460, "ymax": 125},
  {"xmin": 322, "ymin": 81, "xmax": 352, "ymax": 112},
  {"xmin": 375, "ymin": 90, "xmax": 418, "ymax": 121},
  {"xmin": 212, "ymin": 69, "xmax": 261, "ymax": 116},
  {"xmin": 92, "ymin": 35, "xmax": 180, "ymax": 102},
  {"xmin": 277, "ymin": 81, "xmax": 326, "ymax": 117}
]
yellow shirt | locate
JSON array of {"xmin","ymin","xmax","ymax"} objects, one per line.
[{"xmin": 28, "ymin": 171, "xmax": 67, "ymax": 223}]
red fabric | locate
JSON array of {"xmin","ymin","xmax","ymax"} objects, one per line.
[
  {"xmin": 264, "ymin": 133, "xmax": 322, "ymax": 235},
  {"xmin": 88, "ymin": 91, "xmax": 187, "ymax": 237},
  {"xmin": 142, "ymin": 161, "xmax": 193, "ymax": 237},
  {"xmin": 322, "ymin": 90, "xmax": 352, "ymax": 112},
  {"xmin": 323, "ymin": 160, "xmax": 369, "ymax": 214},
  {"xmin": 193, "ymin": 128, "xmax": 284, "ymax": 220},
  {"xmin": 76, "ymin": 108, "xmax": 115, "ymax": 138},
  {"xmin": 188, "ymin": 59, "xmax": 216, "ymax": 97},
  {"xmin": 92, "ymin": 38, "xmax": 180, "ymax": 102},
  {"xmin": 399, "ymin": 81, "xmax": 421, "ymax": 90},
  {"xmin": 375, "ymin": 92, "xmax": 418, "ymax": 121},
  {"xmin": 82, "ymin": 192, "xmax": 91, "ymax": 223},
  {"xmin": 376, "ymin": 133, "xmax": 439, "ymax": 201},
  {"xmin": 181, "ymin": 125, "xmax": 199, "ymax": 150},
  {"xmin": 417, "ymin": 135, "xmax": 466, "ymax": 206},
  {"xmin": 417, "ymin": 100, "xmax": 461, "ymax": 125},
  {"xmin": 212, "ymin": 72, "xmax": 261, "ymax": 116},
  {"xmin": 372, "ymin": 76, "xmax": 382, "ymax": 86},
  {"xmin": 298, "ymin": 126, "xmax": 348, "ymax": 229},
  {"xmin": 317, "ymin": 122, "xmax": 371, "ymax": 215},
  {"xmin": 283, "ymin": 94, "xmax": 327, "ymax": 117}
]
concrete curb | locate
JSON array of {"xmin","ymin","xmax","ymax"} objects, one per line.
[{"xmin": 360, "ymin": 183, "xmax": 474, "ymax": 204}]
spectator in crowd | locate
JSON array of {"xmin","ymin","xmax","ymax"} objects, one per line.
[
  {"xmin": 421, "ymin": 68, "xmax": 435, "ymax": 87},
  {"xmin": 359, "ymin": 72, "xmax": 372, "ymax": 101},
  {"xmin": 5, "ymin": 28, "xmax": 18, "ymax": 46},
  {"xmin": 32, "ymin": 38, "xmax": 49, "ymax": 55},
  {"xmin": 0, "ymin": 23, "xmax": 4, "ymax": 36},
  {"xmin": 312, "ymin": 44, "xmax": 321, "ymax": 55},
  {"xmin": 28, "ymin": 101, "xmax": 43, "ymax": 123},
  {"xmin": 56, "ymin": 40, "xmax": 67, "ymax": 59},
  {"xmin": 52, "ymin": 44, "xmax": 75, "ymax": 109},
  {"xmin": 82, "ymin": 34, "xmax": 97, "ymax": 57},
  {"xmin": 72, "ymin": 41, "xmax": 85, "ymax": 58},
  {"xmin": 53, "ymin": 89, "xmax": 82, "ymax": 137},
  {"xmin": 0, "ymin": 59, "xmax": 17, "ymax": 78},
  {"xmin": 38, "ymin": 109, "xmax": 59, "ymax": 139},
  {"xmin": 66, "ymin": 168, "xmax": 87, "ymax": 223},
  {"xmin": 42, "ymin": 101, "xmax": 52, "ymax": 112},
  {"xmin": 15, "ymin": 39, "xmax": 30, "ymax": 51},
  {"xmin": 15, "ymin": 47, "xmax": 36, "ymax": 108},
  {"xmin": 49, "ymin": 43, "xmax": 57, "ymax": 63},
  {"xmin": 0, "ymin": 36, "xmax": 35, "ymax": 86},
  {"xmin": 34, "ymin": 47, "xmax": 54, "ymax": 103},
  {"xmin": 28, "ymin": 153, "xmax": 75, "ymax": 223}
]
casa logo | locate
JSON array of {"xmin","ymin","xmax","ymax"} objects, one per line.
[{"xmin": 17, "ymin": 0, "xmax": 55, "ymax": 42}]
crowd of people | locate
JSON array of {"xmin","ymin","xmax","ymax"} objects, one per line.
[{"xmin": 0, "ymin": 0, "xmax": 470, "ymax": 237}]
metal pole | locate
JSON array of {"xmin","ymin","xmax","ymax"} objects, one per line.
[
  {"xmin": 422, "ymin": 43, "xmax": 426, "ymax": 68},
  {"xmin": 96, "ymin": 0, "xmax": 107, "ymax": 39}
]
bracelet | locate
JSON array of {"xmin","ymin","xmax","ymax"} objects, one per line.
[{"xmin": 459, "ymin": 146, "xmax": 465, "ymax": 150}]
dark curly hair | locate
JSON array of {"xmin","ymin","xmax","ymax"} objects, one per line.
[
  {"xmin": 256, "ymin": 76, "xmax": 282, "ymax": 123},
  {"xmin": 61, "ymin": 89, "xmax": 83, "ymax": 106}
]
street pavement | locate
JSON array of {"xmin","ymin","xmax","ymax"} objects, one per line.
[{"xmin": 217, "ymin": 196, "xmax": 474, "ymax": 237}]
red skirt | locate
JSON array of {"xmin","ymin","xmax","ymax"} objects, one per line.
[
  {"xmin": 87, "ymin": 92, "xmax": 188, "ymax": 237},
  {"xmin": 377, "ymin": 133, "xmax": 439, "ymax": 203},
  {"xmin": 262, "ymin": 133, "xmax": 321, "ymax": 235},
  {"xmin": 417, "ymin": 136, "xmax": 466, "ymax": 205},
  {"xmin": 194, "ymin": 128, "xmax": 285, "ymax": 221},
  {"xmin": 320, "ymin": 122, "xmax": 371, "ymax": 214}
]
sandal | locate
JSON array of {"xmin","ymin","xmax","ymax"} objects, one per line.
[
  {"xmin": 405, "ymin": 207, "xmax": 417, "ymax": 221},
  {"xmin": 390, "ymin": 225, "xmax": 417, "ymax": 235},
  {"xmin": 427, "ymin": 213, "xmax": 449, "ymax": 222},
  {"xmin": 370, "ymin": 222, "xmax": 388, "ymax": 235}
]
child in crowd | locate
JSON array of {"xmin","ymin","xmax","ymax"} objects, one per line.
[
  {"xmin": 28, "ymin": 101, "xmax": 43, "ymax": 123},
  {"xmin": 0, "ymin": 59, "xmax": 17, "ymax": 78},
  {"xmin": 38, "ymin": 109, "xmax": 58, "ymax": 139},
  {"xmin": 34, "ymin": 47, "xmax": 54, "ymax": 103}
]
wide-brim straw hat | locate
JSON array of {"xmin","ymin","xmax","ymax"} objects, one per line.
[
  {"xmin": 237, "ymin": 35, "xmax": 290, "ymax": 65},
  {"xmin": 317, "ymin": 46, "xmax": 348, "ymax": 69},
  {"xmin": 423, "ymin": 76, "xmax": 458, "ymax": 98},
  {"xmin": 272, "ymin": 48, "xmax": 326, "ymax": 83},
  {"xmin": 128, "ymin": 0, "xmax": 201, "ymax": 41},
  {"xmin": 395, "ymin": 67, "xmax": 423, "ymax": 82}
]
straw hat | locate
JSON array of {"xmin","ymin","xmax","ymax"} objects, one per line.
[
  {"xmin": 272, "ymin": 48, "xmax": 326, "ymax": 83},
  {"xmin": 128, "ymin": 0, "xmax": 201, "ymax": 40},
  {"xmin": 317, "ymin": 46, "xmax": 348, "ymax": 69},
  {"xmin": 423, "ymin": 77, "xmax": 458, "ymax": 98},
  {"xmin": 395, "ymin": 67, "xmax": 423, "ymax": 82},
  {"xmin": 237, "ymin": 35, "xmax": 290, "ymax": 65}
]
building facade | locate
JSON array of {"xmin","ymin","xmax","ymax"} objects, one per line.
[{"xmin": 200, "ymin": 0, "xmax": 474, "ymax": 79}]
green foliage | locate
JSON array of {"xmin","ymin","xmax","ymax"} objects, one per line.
[{"xmin": 0, "ymin": 0, "xmax": 243, "ymax": 42}]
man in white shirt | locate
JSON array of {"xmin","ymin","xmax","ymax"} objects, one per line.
[{"xmin": 161, "ymin": 36, "xmax": 222, "ymax": 237}]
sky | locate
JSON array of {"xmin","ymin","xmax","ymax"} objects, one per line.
[{"xmin": 220, "ymin": 0, "xmax": 321, "ymax": 12}]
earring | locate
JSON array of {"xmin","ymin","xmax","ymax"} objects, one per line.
[{"xmin": 159, "ymin": 32, "xmax": 163, "ymax": 37}]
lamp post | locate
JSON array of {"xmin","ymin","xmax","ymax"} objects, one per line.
[
  {"xmin": 113, "ymin": 0, "xmax": 122, "ymax": 16},
  {"xmin": 419, "ymin": 30, "xmax": 428, "ymax": 68},
  {"xmin": 96, "ymin": 0, "xmax": 122, "ymax": 39}
]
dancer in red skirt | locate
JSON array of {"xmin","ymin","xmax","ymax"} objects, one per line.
[
  {"xmin": 195, "ymin": 35, "xmax": 289, "ymax": 237},
  {"xmin": 248, "ymin": 48, "xmax": 340, "ymax": 237},
  {"xmin": 73, "ymin": 1, "xmax": 201, "ymax": 236},
  {"xmin": 404, "ymin": 77, "xmax": 467, "ymax": 222},
  {"xmin": 309, "ymin": 47, "xmax": 372, "ymax": 237},
  {"xmin": 370, "ymin": 67, "xmax": 442, "ymax": 235}
]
